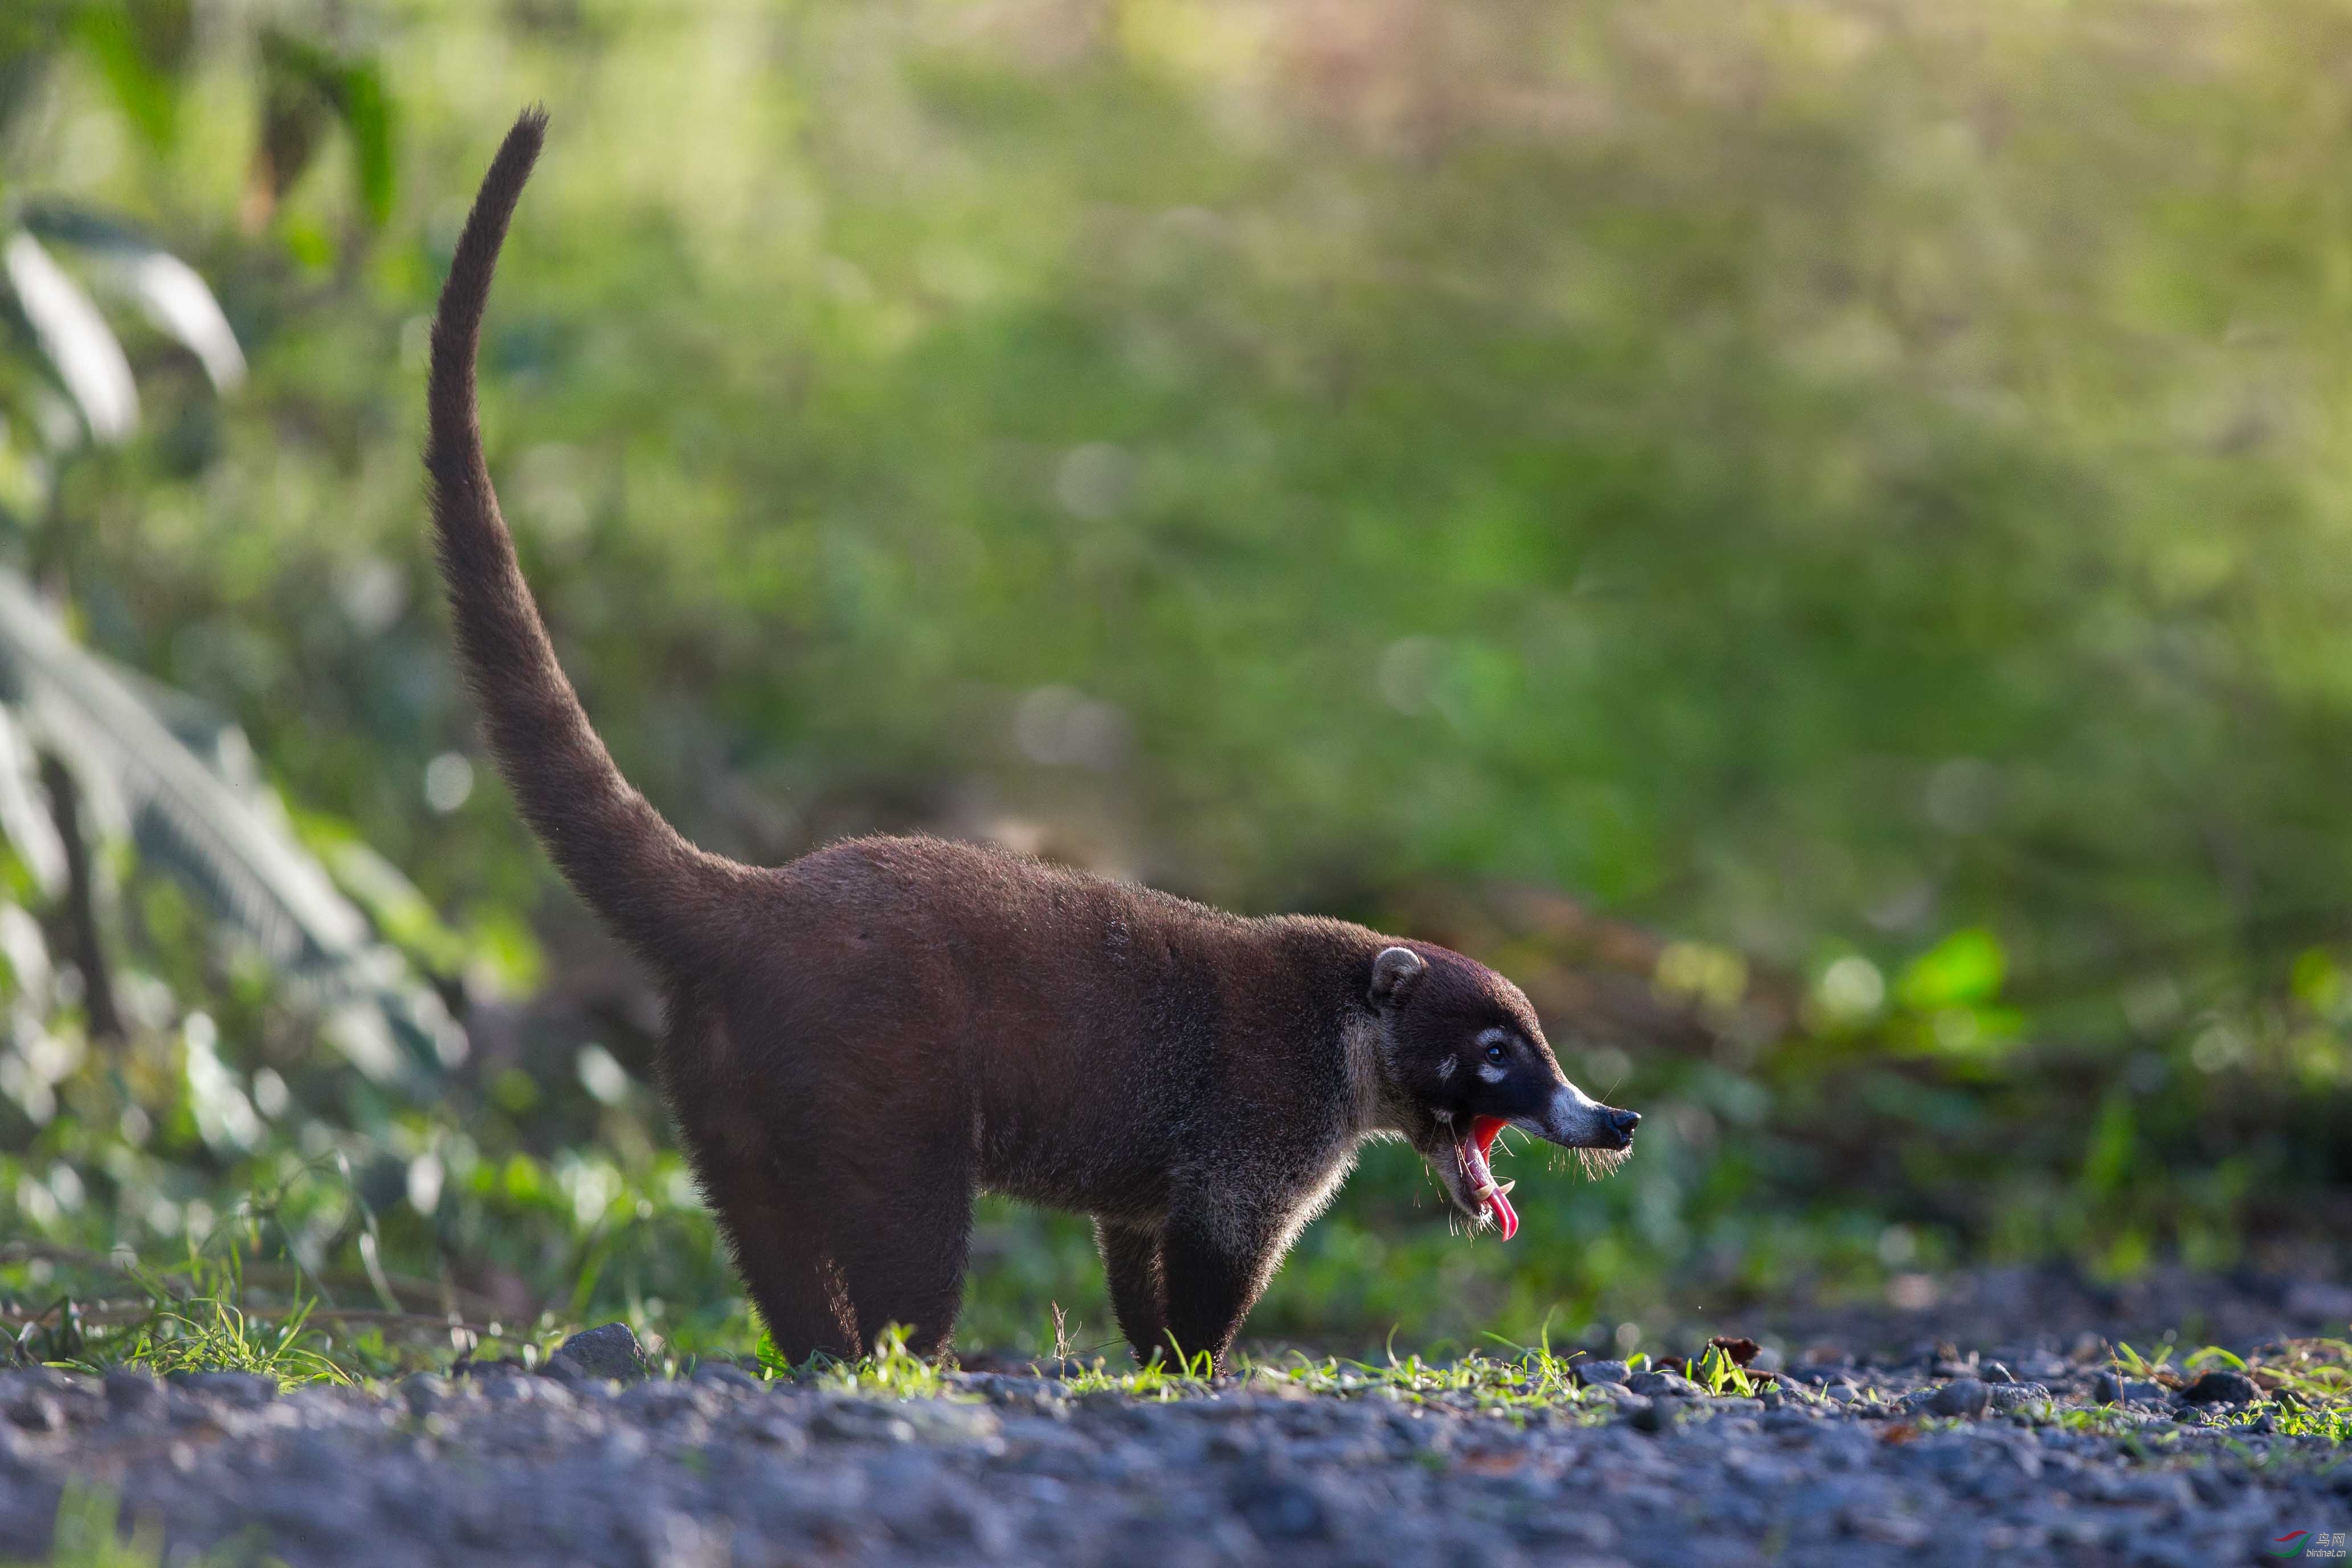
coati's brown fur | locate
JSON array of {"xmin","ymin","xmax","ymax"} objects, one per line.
[{"xmin": 424, "ymin": 109, "xmax": 1640, "ymax": 1371}]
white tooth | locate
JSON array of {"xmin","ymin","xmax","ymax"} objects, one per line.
[
  {"xmin": 1494, "ymin": 1180, "xmax": 1516, "ymax": 1197},
  {"xmin": 1472, "ymin": 1182, "xmax": 1497, "ymax": 1200}
]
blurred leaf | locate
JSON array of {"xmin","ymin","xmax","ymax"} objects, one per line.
[
  {"xmin": 120, "ymin": 249, "xmax": 244, "ymax": 389},
  {"xmin": 67, "ymin": 0, "xmax": 192, "ymax": 153},
  {"xmin": 22, "ymin": 203, "xmax": 245, "ymax": 389},
  {"xmin": 2290, "ymin": 949, "xmax": 2346, "ymax": 1019},
  {"xmin": 0, "ymin": 704, "xmax": 66, "ymax": 897},
  {"xmin": 1897, "ymin": 928, "xmax": 2008, "ymax": 1014},
  {"xmin": 2, "ymin": 230, "xmax": 137, "ymax": 442},
  {"xmin": 2081, "ymin": 1093, "xmax": 2139, "ymax": 1198},
  {"xmin": 295, "ymin": 810, "xmax": 468, "ymax": 978},
  {"xmin": 253, "ymin": 30, "xmax": 395, "ymax": 228},
  {"xmin": 0, "ymin": 565, "xmax": 459, "ymax": 1082},
  {"xmin": 333, "ymin": 59, "xmax": 395, "ymax": 227}
]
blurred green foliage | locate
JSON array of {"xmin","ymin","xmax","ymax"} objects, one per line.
[{"xmin": 5, "ymin": 0, "xmax": 2352, "ymax": 1367}]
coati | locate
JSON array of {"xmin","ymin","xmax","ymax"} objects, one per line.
[{"xmin": 423, "ymin": 109, "xmax": 1640, "ymax": 1373}]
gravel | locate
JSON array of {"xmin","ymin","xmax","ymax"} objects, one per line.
[{"xmin": 4, "ymin": 1287, "xmax": 2349, "ymax": 1567}]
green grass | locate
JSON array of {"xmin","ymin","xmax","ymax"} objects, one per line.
[
  {"xmin": 1, "ymin": 1484, "xmax": 285, "ymax": 1568},
  {"xmin": 749, "ymin": 1318, "xmax": 1624, "ymax": 1418},
  {"xmin": 91, "ymin": 1255, "xmax": 347, "ymax": 1391},
  {"xmin": 1, "ymin": 1487, "xmax": 162, "ymax": 1568},
  {"xmin": 2110, "ymin": 1338, "xmax": 2352, "ymax": 1412},
  {"xmin": 13, "ymin": 1246, "xmax": 349, "ymax": 1391},
  {"xmin": 14, "ymin": 1231, "xmax": 2350, "ymax": 1454}
]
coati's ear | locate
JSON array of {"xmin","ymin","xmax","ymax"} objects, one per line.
[{"xmin": 1370, "ymin": 946, "xmax": 1427, "ymax": 1008}]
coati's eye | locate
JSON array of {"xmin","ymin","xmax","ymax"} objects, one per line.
[{"xmin": 1484, "ymin": 1040, "xmax": 1508, "ymax": 1064}]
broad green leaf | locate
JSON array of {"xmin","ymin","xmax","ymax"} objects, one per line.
[
  {"xmin": 0, "ymin": 564, "xmax": 460, "ymax": 1083},
  {"xmin": 22, "ymin": 203, "xmax": 245, "ymax": 389}
]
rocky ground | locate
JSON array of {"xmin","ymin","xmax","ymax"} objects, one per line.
[{"xmin": 3, "ymin": 1279, "xmax": 2351, "ymax": 1568}]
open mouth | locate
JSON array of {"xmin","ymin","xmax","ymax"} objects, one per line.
[
  {"xmin": 1437, "ymin": 1102, "xmax": 1639, "ymax": 1240},
  {"xmin": 1453, "ymin": 1116, "xmax": 1518, "ymax": 1240}
]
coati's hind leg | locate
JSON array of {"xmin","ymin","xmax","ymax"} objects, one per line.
[
  {"xmin": 664, "ymin": 999, "xmax": 856, "ymax": 1364},
  {"xmin": 699, "ymin": 1147, "xmax": 857, "ymax": 1365},
  {"xmin": 827, "ymin": 1121, "xmax": 975, "ymax": 1359},
  {"xmin": 1095, "ymin": 1220, "xmax": 1167, "ymax": 1365}
]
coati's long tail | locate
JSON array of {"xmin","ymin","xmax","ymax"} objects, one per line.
[{"xmin": 424, "ymin": 108, "xmax": 743, "ymax": 972}]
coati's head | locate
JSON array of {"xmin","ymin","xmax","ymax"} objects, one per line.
[{"xmin": 1365, "ymin": 943, "xmax": 1639, "ymax": 1240}]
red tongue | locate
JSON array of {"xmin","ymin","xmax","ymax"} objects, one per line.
[{"xmin": 1471, "ymin": 1116, "xmax": 1518, "ymax": 1242}]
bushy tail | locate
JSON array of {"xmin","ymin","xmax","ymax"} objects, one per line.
[{"xmin": 424, "ymin": 109, "xmax": 742, "ymax": 972}]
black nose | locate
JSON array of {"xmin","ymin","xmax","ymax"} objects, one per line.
[{"xmin": 1608, "ymin": 1109, "xmax": 1640, "ymax": 1137}]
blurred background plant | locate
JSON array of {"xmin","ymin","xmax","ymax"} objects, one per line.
[{"xmin": 2, "ymin": 0, "xmax": 2350, "ymax": 1371}]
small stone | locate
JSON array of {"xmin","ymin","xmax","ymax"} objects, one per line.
[
  {"xmin": 969, "ymin": 1375, "xmax": 1068, "ymax": 1417},
  {"xmin": 253, "ymin": 1481, "xmax": 352, "ymax": 1548},
  {"xmin": 401, "ymin": 1374, "xmax": 448, "ymax": 1419},
  {"xmin": 1204, "ymin": 1427, "xmax": 1260, "ymax": 1461},
  {"xmin": 1625, "ymin": 1370, "xmax": 1704, "ymax": 1398},
  {"xmin": 172, "ymin": 1371, "xmax": 277, "ymax": 1408},
  {"xmin": 104, "ymin": 1369, "xmax": 165, "ymax": 1420},
  {"xmin": 542, "ymin": 1322, "xmax": 648, "ymax": 1386},
  {"xmin": 1928, "ymin": 1378, "xmax": 1990, "ymax": 1419},
  {"xmin": 1229, "ymin": 1472, "xmax": 1329, "ymax": 1542},
  {"xmin": 813, "ymin": 1398, "xmax": 918, "ymax": 1444},
  {"xmin": 478, "ymin": 1371, "xmax": 539, "ymax": 1404},
  {"xmin": 1982, "ymin": 1362, "xmax": 2015, "ymax": 1384},
  {"xmin": 1630, "ymin": 1394, "xmax": 1680, "ymax": 1432},
  {"xmin": 2092, "ymin": 1371, "xmax": 2124, "ymax": 1404},
  {"xmin": 1572, "ymin": 1359, "xmax": 1632, "ymax": 1387},
  {"xmin": 691, "ymin": 1361, "xmax": 761, "ymax": 1393},
  {"xmin": 1988, "ymin": 1383, "xmax": 2051, "ymax": 1412},
  {"xmin": 5, "ymin": 1393, "xmax": 60, "ymax": 1432},
  {"xmin": 2178, "ymin": 1370, "xmax": 2261, "ymax": 1407}
]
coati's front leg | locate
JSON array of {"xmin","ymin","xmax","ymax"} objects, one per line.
[
  {"xmin": 1158, "ymin": 1203, "xmax": 1289, "ymax": 1373},
  {"xmin": 1096, "ymin": 1219, "xmax": 1167, "ymax": 1362}
]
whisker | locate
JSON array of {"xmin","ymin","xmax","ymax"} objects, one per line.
[{"xmin": 1570, "ymin": 1145, "xmax": 1632, "ymax": 1181}]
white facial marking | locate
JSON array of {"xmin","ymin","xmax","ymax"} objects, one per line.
[
  {"xmin": 1436, "ymin": 1055, "xmax": 1456, "ymax": 1081},
  {"xmin": 1476, "ymin": 1062, "xmax": 1508, "ymax": 1084}
]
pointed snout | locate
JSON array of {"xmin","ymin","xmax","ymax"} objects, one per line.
[{"xmin": 1525, "ymin": 1081, "xmax": 1642, "ymax": 1151}]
